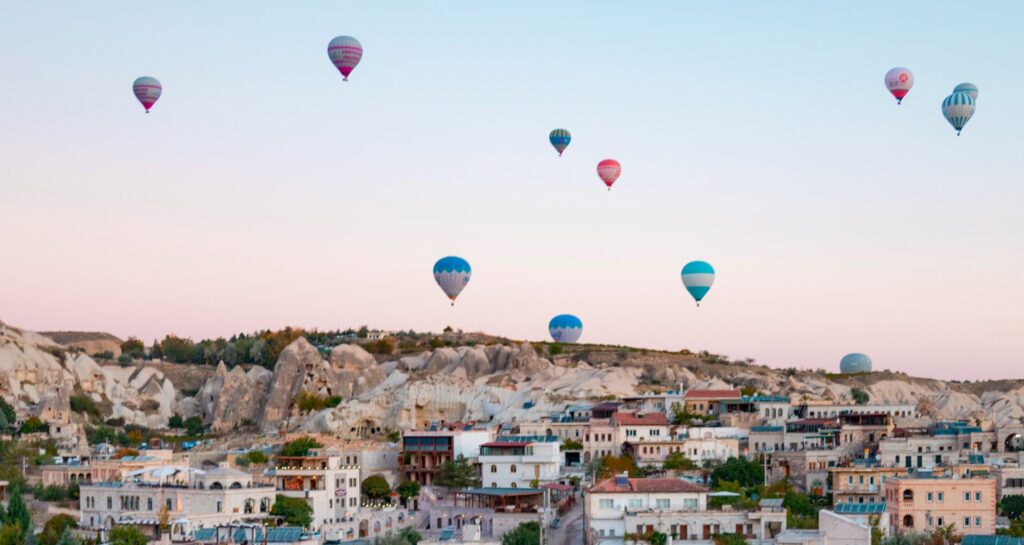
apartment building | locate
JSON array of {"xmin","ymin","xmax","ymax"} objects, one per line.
[
  {"xmin": 611, "ymin": 412, "xmax": 672, "ymax": 449},
  {"xmin": 274, "ymin": 453, "xmax": 361, "ymax": 528},
  {"xmin": 478, "ymin": 436, "xmax": 561, "ymax": 488},
  {"xmin": 399, "ymin": 425, "xmax": 491, "ymax": 485},
  {"xmin": 682, "ymin": 390, "xmax": 742, "ymax": 417},
  {"xmin": 883, "ymin": 471, "xmax": 997, "ymax": 535},
  {"xmin": 831, "ymin": 464, "xmax": 908, "ymax": 505}
]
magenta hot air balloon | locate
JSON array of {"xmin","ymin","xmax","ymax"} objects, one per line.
[
  {"xmin": 328, "ymin": 36, "xmax": 363, "ymax": 81},
  {"xmin": 597, "ymin": 159, "xmax": 621, "ymax": 191},
  {"xmin": 132, "ymin": 77, "xmax": 162, "ymax": 113}
]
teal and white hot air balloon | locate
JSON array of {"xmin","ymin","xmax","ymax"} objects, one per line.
[
  {"xmin": 942, "ymin": 92, "xmax": 975, "ymax": 136},
  {"xmin": 681, "ymin": 261, "xmax": 715, "ymax": 306},
  {"xmin": 953, "ymin": 83, "xmax": 978, "ymax": 102},
  {"xmin": 433, "ymin": 256, "xmax": 472, "ymax": 305},
  {"xmin": 548, "ymin": 314, "xmax": 583, "ymax": 343}
]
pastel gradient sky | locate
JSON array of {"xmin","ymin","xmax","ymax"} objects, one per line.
[{"xmin": 2, "ymin": 2, "xmax": 1022, "ymax": 380}]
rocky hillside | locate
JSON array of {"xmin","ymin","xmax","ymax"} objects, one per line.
[{"xmin": 3, "ymin": 320, "xmax": 1023, "ymax": 441}]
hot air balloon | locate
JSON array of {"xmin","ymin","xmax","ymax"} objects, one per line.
[
  {"xmin": 884, "ymin": 67, "xmax": 914, "ymax": 104},
  {"xmin": 680, "ymin": 261, "xmax": 715, "ymax": 306},
  {"xmin": 840, "ymin": 353, "xmax": 872, "ymax": 374},
  {"xmin": 597, "ymin": 159, "xmax": 621, "ymax": 191},
  {"xmin": 328, "ymin": 36, "xmax": 363, "ymax": 81},
  {"xmin": 549, "ymin": 129, "xmax": 571, "ymax": 156},
  {"xmin": 953, "ymin": 82, "xmax": 979, "ymax": 102},
  {"xmin": 548, "ymin": 314, "xmax": 583, "ymax": 343},
  {"xmin": 433, "ymin": 256, "xmax": 471, "ymax": 305},
  {"xmin": 942, "ymin": 92, "xmax": 975, "ymax": 135},
  {"xmin": 132, "ymin": 77, "xmax": 162, "ymax": 113}
]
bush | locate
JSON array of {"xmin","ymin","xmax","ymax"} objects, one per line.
[
  {"xmin": 92, "ymin": 351, "xmax": 115, "ymax": 360},
  {"xmin": 850, "ymin": 388, "xmax": 870, "ymax": 405},
  {"xmin": 664, "ymin": 451, "xmax": 698, "ymax": 471},
  {"xmin": 366, "ymin": 339, "xmax": 395, "ymax": 355},
  {"xmin": 40, "ymin": 514, "xmax": 77, "ymax": 545},
  {"xmin": 168, "ymin": 414, "xmax": 184, "ymax": 429},
  {"xmin": 270, "ymin": 494, "xmax": 312, "ymax": 527},
  {"xmin": 361, "ymin": 475, "xmax": 391, "ymax": 501},
  {"xmin": 561, "ymin": 439, "xmax": 583, "ymax": 451},
  {"xmin": 246, "ymin": 450, "xmax": 268, "ymax": 464},
  {"xmin": 184, "ymin": 416, "xmax": 204, "ymax": 436},
  {"xmin": 711, "ymin": 457, "xmax": 764, "ymax": 488},
  {"xmin": 547, "ymin": 343, "xmax": 564, "ymax": 356},
  {"xmin": 280, "ymin": 437, "xmax": 323, "ymax": 457},
  {"xmin": 397, "ymin": 481, "xmax": 421, "ymax": 501},
  {"xmin": 109, "ymin": 526, "xmax": 147, "ymax": 545},
  {"xmin": 69, "ymin": 395, "xmax": 100, "ymax": 418},
  {"xmin": 295, "ymin": 392, "xmax": 343, "ymax": 413},
  {"xmin": 501, "ymin": 522, "xmax": 539, "ymax": 545},
  {"xmin": 20, "ymin": 416, "xmax": 47, "ymax": 434},
  {"xmin": 117, "ymin": 354, "xmax": 133, "ymax": 365},
  {"xmin": 1001, "ymin": 495, "xmax": 1024, "ymax": 520},
  {"xmin": 120, "ymin": 338, "xmax": 145, "ymax": 359}
]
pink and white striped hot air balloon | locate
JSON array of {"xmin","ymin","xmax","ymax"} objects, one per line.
[
  {"xmin": 884, "ymin": 67, "xmax": 914, "ymax": 104},
  {"xmin": 132, "ymin": 77, "xmax": 162, "ymax": 113},
  {"xmin": 328, "ymin": 36, "xmax": 363, "ymax": 81},
  {"xmin": 597, "ymin": 159, "xmax": 621, "ymax": 191}
]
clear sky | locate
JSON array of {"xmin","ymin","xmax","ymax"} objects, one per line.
[{"xmin": 2, "ymin": 1, "xmax": 1022, "ymax": 380}]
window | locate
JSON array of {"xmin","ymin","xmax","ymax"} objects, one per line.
[
  {"xmin": 166, "ymin": 498, "xmax": 172, "ymax": 511},
  {"xmin": 937, "ymin": 517, "xmax": 944, "ymax": 526},
  {"xmin": 975, "ymin": 491, "xmax": 982, "ymax": 502},
  {"xmin": 964, "ymin": 492, "xmax": 971, "ymax": 502},
  {"xmin": 683, "ymin": 498, "xmax": 698, "ymax": 510},
  {"xmin": 848, "ymin": 476, "xmax": 854, "ymax": 484},
  {"xmin": 490, "ymin": 465, "xmax": 497, "ymax": 473},
  {"xmin": 975, "ymin": 517, "xmax": 982, "ymax": 526},
  {"xmin": 655, "ymin": 499, "xmax": 670, "ymax": 509},
  {"xmin": 511, "ymin": 483, "xmax": 517, "ymax": 488},
  {"xmin": 349, "ymin": 498, "xmax": 357, "ymax": 507},
  {"xmin": 626, "ymin": 430, "xmax": 637, "ymax": 437},
  {"xmin": 216, "ymin": 501, "xmax": 223, "ymax": 513},
  {"xmin": 628, "ymin": 499, "xmax": 643, "ymax": 509},
  {"xmin": 510, "ymin": 464, "xmax": 517, "ymax": 473},
  {"xmin": 349, "ymin": 478, "xmax": 357, "ymax": 487},
  {"xmin": 937, "ymin": 492, "xmax": 944, "ymax": 502},
  {"xmin": 964, "ymin": 517, "xmax": 971, "ymax": 528},
  {"xmin": 927, "ymin": 492, "xmax": 933, "ymax": 502},
  {"xmin": 107, "ymin": 497, "xmax": 112, "ymax": 509}
]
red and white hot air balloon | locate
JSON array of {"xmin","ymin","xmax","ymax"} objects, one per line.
[
  {"xmin": 132, "ymin": 77, "xmax": 162, "ymax": 113},
  {"xmin": 597, "ymin": 159, "xmax": 621, "ymax": 191},
  {"xmin": 328, "ymin": 36, "xmax": 363, "ymax": 81},
  {"xmin": 884, "ymin": 67, "xmax": 914, "ymax": 104}
]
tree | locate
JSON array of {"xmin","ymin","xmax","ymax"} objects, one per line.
[
  {"xmin": 109, "ymin": 526, "xmax": 147, "ymax": 545},
  {"xmin": 560, "ymin": 439, "xmax": 583, "ymax": 451},
  {"xmin": 784, "ymin": 490, "xmax": 819, "ymax": 529},
  {"xmin": 270, "ymin": 495, "xmax": 312, "ymax": 527},
  {"xmin": 598, "ymin": 454, "xmax": 640, "ymax": 478},
  {"xmin": 711, "ymin": 457, "xmax": 764, "ymax": 488},
  {"xmin": 20, "ymin": 416, "xmax": 47, "ymax": 434},
  {"xmin": 434, "ymin": 454, "xmax": 478, "ymax": 489},
  {"xmin": 397, "ymin": 481, "xmax": 421, "ymax": 503},
  {"xmin": 850, "ymin": 388, "xmax": 870, "ymax": 405},
  {"xmin": 120, "ymin": 338, "xmax": 145, "ymax": 359},
  {"xmin": 712, "ymin": 534, "xmax": 748, "ymax": 545},
  {"xmin": 648, "ymin": 532, "xmax": 668, "ymax": 545},
  {"xmin": 0, "ymin": 396, "xmax": 18, "ymax": 428},
  {"xmin": 55, "ymin": 529, "xmax": 76, "ymax": 545},
  {"xmin": 184, "ymin": 416, "xmax": 204, "ymax": 437},
  {"xmin": 397, "ymin": 528, "xmax": 422, "ymax": 545},
  {"xmin": 280, "ymin": 437, "xmax": 323, "ymax": 457},
  {"xmin": 0, "ymin": 526, "xmax": 25, "ymax": 545},
  {"xmin": 739, "ymin": 386, "xmax": 758, "ymax": 397},
  {"xmin": 246, "ymin": 450, "xmax": 268, "ymax": 464},
  {"xmin": 40, "ymin": 515, "xmax": 77, "ymax": 545},
  {"xmin": 376, "ymin": 528, "xmax": 422, "ymax": 545},
  {"xmin": 167, "ymin": 414, "xmax": 184, "ymax": 429},
  {"xmin": 150, "ymin": 340, "xmax": 162, "ymax": 360},
  {"xmin": 361, "ymin": 475, "xmax": 391, "ymax": 501},
  {"xmin": 664, "ymin": 451, "xmax": 698, "ymax": 471},
  {"xmin": 501, "ymin": 522, "xmax": 540, "ymax": 545},
  {"xmin": 1002, "ymin": 495, "xmax": 1024, "ymax": 520},
  {"xmin": 6, "ymin": 489, "xmax": 32, "ymax": 533}
]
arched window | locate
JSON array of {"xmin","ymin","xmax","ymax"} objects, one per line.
[
  {"xmin": 260, "ymin": 498, "xmax": 270, "ymax": 513},
  {"xmin": 490, "ymin": 465, "xmax": 497, "ymax": 473},
  {"xmin": 210, "ymin": 482, "xmax": 224, "ymax": 490},
  {"xmin": 510, "ymin": 464, "xmax": 517, "ymax": 473},
  {"xmin": 511, "ymin": 482, "xmax": 517, "ymax": 488},
  {"xmin": 244, "ymin": 499, "xmax": 255, "ymax": 514},
  {"xmin": 229, "ymin": 482, "xmax": 243, "ymax": 489},
  {"xmin": 903, "ymin": 489, "xmax": 914, "ymax": 501},
  {"xmin": 903, "ymin": 515, "xmax": 914, "ymax": 528}
]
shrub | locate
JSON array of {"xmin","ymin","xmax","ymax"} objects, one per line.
[
  {"xmin": 69, "ymin": 395, "xmax": 100, "ymax": 418},
  {"xmin": 246, "ymin": 450, "xmax": 268, "ymax": 464},
  {"xmin": 361, "ymin": 475, "xmax": 391, "ymax": 501},
  {"xmin": 20, "ymin": 416, "xmax": 47, "ymax": 434},
  {"xmin": 270, "ymin": 494, "xmax": 312, "ymax": 527},
  {"xmin": 850, "ymin": 388, "xmax": 870, "ymax": 405},
  {"xmin": 280, "ymin": 437, "xmax": 323, "ymax": 457}
]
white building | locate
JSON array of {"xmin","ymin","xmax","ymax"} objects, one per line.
[
  {"xmin": 775, "ymin": 509, "xmax": 873, "ymax": 545},
  {"xmin": 274, "ymin": 453, "xmax": 361, "ymax": 529},
  {"xmin": 584, "ymin": 476, "xmax": 786, "ymax": 545},
  {"xmin": 79, "ymin": 466, "xmax": 275, "ymax": 539},
  {"xmin": 799, "ymin": 402, "xmax": 917, "ymax": 420},
  {"xmin": 479, "ymin": 436, "xmax": 561, "ymax": 489},
  {"xmin": 610, "ymin": 412, "xmax": 672, "ymax": 451}
]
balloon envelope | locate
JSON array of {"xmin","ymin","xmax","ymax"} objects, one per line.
[
  {"xmin": 549, "ymin": 129, "xmax": 571, "ymax": 156},
  {"xmin": 953, "ymin": 82, "xmax": 978, "ymax": 102},
  {"xmin": 549, "ymin": 314, "xmax": 583, "ymax": 343},
  {"xmin": 681, "ymin": 261, "xmax": 715, "ymax": 305},
  {"xmin": 328, "ymin": 36, "xmax": 363, "ymax": 81},
  {"xmin": 433, "ymin": 256, "xmax": 472, "ymax": 303},
  {"xmin": 942, "ymin": 92, "xmax": 975, "ymax": 135},
  {"xmin": 132, "ymin": 77, "xmax": 162, "ymax": 112},
  {"xmin": 597, "ymin": 159, "xmax": 621, "ymax": 189},
  {"xmin": 884, "ymin": 67, "xmax": 914, "ymax": 104},
  {"xmin": 840, "ymin": 353, "xmax": 873, "ymax": 374}
]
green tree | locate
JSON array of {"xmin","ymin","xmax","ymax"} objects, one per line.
[
  {"xmin": 712, "ymin": 534, "xmax": 748, "ymax": 545},
  {"xmin": 246, "ymin": 450, "xmax": 268, "ymax": 464},
  {"xmin": 397, "ymin": 481, "xmax": 421, "ymax": 503},
  {"xmin": 434, "ymin": 454, "xmax": 478, "ymax": 489},
  {"xmin": 149, "ymin": 340, "xmax": 162, "ymax": 360},
  {"xmin": 711, "ymin": 457, "xmax": 764, "ymax": 488},
  {"xmin": 649, "ymin": 531, "xmax": 668, "ymax": 545},
  {"xmin": 664, "ymin": 451, "xmax": 698, "ymax": 471},
  {"xmin": 560, "ymin": 439, "xmax": 583, "ymax": 451},
  {"xmin": 501, "ymin": 522, "xmax": 540, "ymax": 545},
  {"xmin": 167, "ymin": 414, "xmax": 184, "ymax": 429},
  {"xmin": 0, "ymin": 396, "xmax": 15, "ymax": 426},
  {"xmin": 280, "ymin": 437, "xmax": 323, "ymax": 457},
  {"xmin": 120, "ymin": 338, "xmax": 145, "ymax": 359},
  {"xmin": 547, "ymin": 343, "xmax": 564, "ymax": 356},
  {"xmin": 109, "ymin": 526, "xmax": 147, "ymax": 545},
  {"xmin": 0, "ymin": 526, "xmax": 25, "ymax": 545},
  {"xmin": 270, "ymin": 495, "xmax": 313, "ymax": 527},
  {"xmin": 1002, "ymin": 495, "xmax": 1024, "ymax": 520},
  {"xmin": 20, "ymin": 416, "xmax": 47, "ymax": 434},
  {"xmin": 783, "ymin": 490, "xmax": 819, "ymax": 529},
  {"xmin": 55, "ymin": 529, "xmax": 76, "ymax": 545},
  {"xmin": 69, "ymin": 395, "xmax": 100, "ymax": 419},
  {"xmin": 6, "ymin": 488, "xmax": 32, "ymax": 533},
  {"xmin": 40, "ymin": 515, "xmax": 77, "ymax": 545},
  {"xmin": 361, "ymin": 475, "xmax": 391, "ymax": 501},
  {"xmin": 850, "ymin": 388, "xmax": 870, "ymax": 405},
  {"xmin": 158, "ymin": 335, "xmax": 197, "ymax": 363},
  {"xmin": 184, "ymin": 416, "xmax": 204, "ymax": 436},
  {"xmin": 397, "ymin": 528, "xmax": 422, "ymax": 545}
]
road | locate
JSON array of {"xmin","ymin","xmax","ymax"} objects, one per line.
[{"xmin": 548, "ymin": 499, "xmax": 584, "ymax": 545}]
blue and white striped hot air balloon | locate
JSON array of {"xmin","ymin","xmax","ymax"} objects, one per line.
[
  {"xmin": 953, "ymin": 83, "xmax": 978, "ymax": 102},
  {"xmin": 681, "ymin": 261, "xmax": 715, "ymax": 306},
  {"xmin": 433, "ymin": 256, "xmax": 472, "ymax": 305},
  {"xmin": 549, "ymin": 129, "xmax": 571, "ymax": 156},
  {"xmin": 942, "ymin": 92, "xmax": 975, "ymax": 136},
  {"xmin": 548, "ymin": 314, "xmax": 583, "ymax": 343}
]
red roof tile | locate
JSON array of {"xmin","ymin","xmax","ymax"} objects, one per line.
[
  {"xmin": 589, "ymin": 477, "xmax": 708, "ymax": 494},
  {"xmin": 612, "ymin": 412, "xmax": 670, "ymax": 426},
  {"xmin": 684, "ymin": 389, "xmax": 742, "ymax": 400}
]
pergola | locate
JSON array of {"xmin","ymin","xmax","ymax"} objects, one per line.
[{"xmin": 454, "ymin": 488, "xmax": 544, "ymax": 513}]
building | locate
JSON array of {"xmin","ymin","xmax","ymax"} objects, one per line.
[
  {"xmin": 831, "ymin": 464, "xmax": 908, "ymax": 506},
  {"xmin": 584, "ymin": 476, "xmax": 786, "ymax": 544},
  {"xmin": 78, "ymin": 466, "xmax": 275, "ymax": 538},
  {"xmin": 883, "ymin": 471, "xmax": 996, "ymax": 535},
  {"xmin": 682, "ymin": 390, "xmax": 742, "ymax": 417},
  {"xmin": 478, "ymin": 436, "xmax": 561, "ymax": 488},
  {"xmin": 610, "ymin": 412, "xmax": 671, "ymax": 450},
  {"xmin": 796, "ymin": 402, "xmax": 917, "ymax": 420},
  {"xmin": 769, "ymin": 449, "xmax": 847, "ymax": 495},
  {"xmin": 716, "ymin": 396, "xmax": 793, "ymax": 426},
  {"xmin": 993, "ymin": 453, "xmax": 1024, "ymax": 500},
  {"xmin": 89, "ymin": 450, "xmax": 182, "ymax": 482},
  {"xmin": 41, "ymin": 461, "xmax": 93, "ymax": 486},
  {"xmin": 399, "ymin": 425, "xmax": 491, "ymax": 485},
  {"xmin": 317, "ymin": 443, "xmax": 399, "ymax": 486},
  {"xmin": 620, "ymin": 392, "xmax": 687, "ymax": 415},
  {"xmin": 775, "ymin": 509, "xmax": 875, "ymax": 545},
  {"xmin": 623, "ymin": 428, "xmax": 740, "ymax": 467},
  {"xmin": 274, "ymin": 453, "xmax": 361, "ymax": 529}
]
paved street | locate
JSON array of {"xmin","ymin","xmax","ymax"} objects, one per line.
[{"xmin": 548, "ymin": 498, "xmax": 584, "ymax": 545}]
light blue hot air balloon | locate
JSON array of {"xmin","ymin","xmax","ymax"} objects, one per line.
[
  {"xmin": 548, "ymin": 314, "xmax": 583, "ymax": 343},
  {"xmin": 953, "ymin": 82, "xmax": 978, "ymax": 102},
  {"xmin": 840, "ymin": 353, "xmax": 873, "ymax": 374},
  {"xmin": 433, "ymin": 256, "xmax": 472, "ymax": 305},
  {"xmin": 942, "ymin": 92, "xmax": 975, "ymax": 136},
  {"xmin": 549, "ymin": 129, "xmax": 571, "ymax": 156},
  {"xmin": 681, "ymin": 261, "xmax": 715, "ymax": 306}
]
